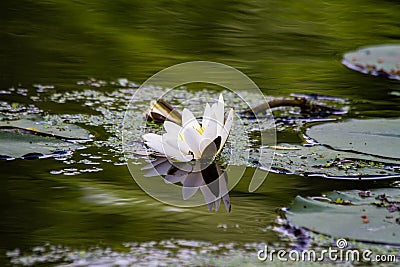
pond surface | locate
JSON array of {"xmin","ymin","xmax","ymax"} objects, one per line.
[{"xmin": 1, "ymin": 0, "xmax": 400, "ymax": 266}]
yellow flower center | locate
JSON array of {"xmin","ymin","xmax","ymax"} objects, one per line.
[{"xmin": 196, "ymin": 126, "xmax": 205, "ymax": 135}]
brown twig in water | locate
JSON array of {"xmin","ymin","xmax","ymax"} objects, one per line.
[
  {"xmin": 244, "ymin": 98, "xmax": 344, "ymax": 116},
  {"xmin": 146, "ymin": 97, "xmax": 344, "ymax": 124}
]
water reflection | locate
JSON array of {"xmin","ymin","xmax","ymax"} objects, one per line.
[{"xmin": 142, "ymin": 157, "xmax": 231, "ymax": 212}]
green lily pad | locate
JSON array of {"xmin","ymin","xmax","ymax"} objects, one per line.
[
  {"xmin": 0, "ymin": 118, "xmax": 91, "ymax": 159},
  {"xmin": 306, "ymin": 118, "xmax": 400, "ymax": 159},
  {"xmin": 342, "ymin": 45, "xmax": 400, "ymax": 80},
  {"xmin": 0, "ymin": 131, "xmax": 82, "ymax": 159},
  {"xmin": 265, "ymin": 118, "xmax": 400, "ymax": 179},
  {"xmin": 0, "ymin": 118, "xmax": 92, "ymax": 141},
  {"xmin": 261, "ymin": 143, "xmax": 399, "ymax": 180},
  {"xmin": 285, "ymin": 188, "xmax": 400, "ymax": 245}
]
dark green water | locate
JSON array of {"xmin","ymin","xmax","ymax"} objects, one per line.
[{"xmin": 1, "ymin": 0, "xmax": 400, "ymax": 266}]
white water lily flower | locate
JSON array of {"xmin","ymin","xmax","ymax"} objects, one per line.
[{"xmin": 143, "ymin": 94, "xmax": 234, "ymax": 162}]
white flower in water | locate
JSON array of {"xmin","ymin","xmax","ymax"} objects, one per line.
[{"xmin": 143, "ymin": 94, "xmax": 234, "ymax": 162}]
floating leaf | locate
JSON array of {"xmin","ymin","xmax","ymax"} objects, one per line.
[
  {"xmin": 0, "ymin": 118, "xmax": 91, "ymax": 159},
  {"xmin": 0, "ymin": 118, "xmax": 92, "ymax": 141},
  {"xmin": 285, "ymin": 188, "xmax": 400, "ymax": 245},
  {"xmin": 342, "ymin": 45, "xmax": 400, "ymax": 80},
  {"xmin": 0, "ymin": 130, "xmax": 80, "ymax": 159},
  {"xmin": 261, "ymin": 143, "xmax": 399, "ymax": 180},
  {"xmin": 306, "ymin": 118, "xmax": 400, "ymax": 159}
]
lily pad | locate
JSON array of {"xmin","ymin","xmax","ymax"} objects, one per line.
[
  {"xmin": 285, "ymin": 188, "xmax": 400, "ymax": 245},
  {"xmin": 0, "ymin": 118, "xmax": 92, "ymax": 141},
  {"xmin": 306, "ymin": 118, "xmax": 400, "ymax": 159},
  {"xmin": 260, "ymin": 142, "xmax": 400, "ymax": 180},
  {"xmin": 0, "ymin": 130, "xmax": 81, "ymax": 159},
  {"xmin": 342, "ymin": 45, "xmax": 400, "ymax": 80},
  {"xmin": 0, "ymin": 118, "xmax": 91, "ymax": 159}
]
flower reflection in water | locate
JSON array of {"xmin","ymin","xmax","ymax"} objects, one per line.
[{"xmin": 142, "ymin": 157, "xmax": 231, "ymax": 212}]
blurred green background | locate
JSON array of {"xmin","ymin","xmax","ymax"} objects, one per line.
[{"xmin": 2, "ymin": 0, "xmax": 400, "ymax": 96}]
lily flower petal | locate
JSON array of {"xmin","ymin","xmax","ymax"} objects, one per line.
[
  {"xmin": 162, "ymin": 133, "xmax": 190, "ymax": 155},
  {"xmin": 161, "ymin": 140, "xmax": 193, "ymax": 162},
  {"xmin": 201, "ymin": 112, "xmax": 218, "ymax": 141},
  {"xmin": 143, "ymin": 133, "xmax": 162, "ymax": 143},
  {"xmin": 218, "ymin": 108, "xmax": 234, "ymax": 153},
  {"xmin": 215, "ymin": 95, "xmax": 225, "ymax": 136},
  {"xmin": 182, "ymin": 108, "xmax": 201, "ymax": 131},
  {"xmin": 218, "ymin": 93, "xmax": 224, "ymax": 104},
  {"xmin": 164, "ymin": 121, "xmax": 181, "ymax": 135},
  {"xmin": 182, "ymin": 127, "xmax": 202, "ymax": 159},
  {"xmin": 201, "ymin": 103, "xmax": 212, "ymax": 129},
  {"xmin": 143, "ymin": 133, "xmax": 164, "ymax": 154},
  {"xmin": 199, "ymin": 116, "xmax": 218, "ymax": 157}
]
